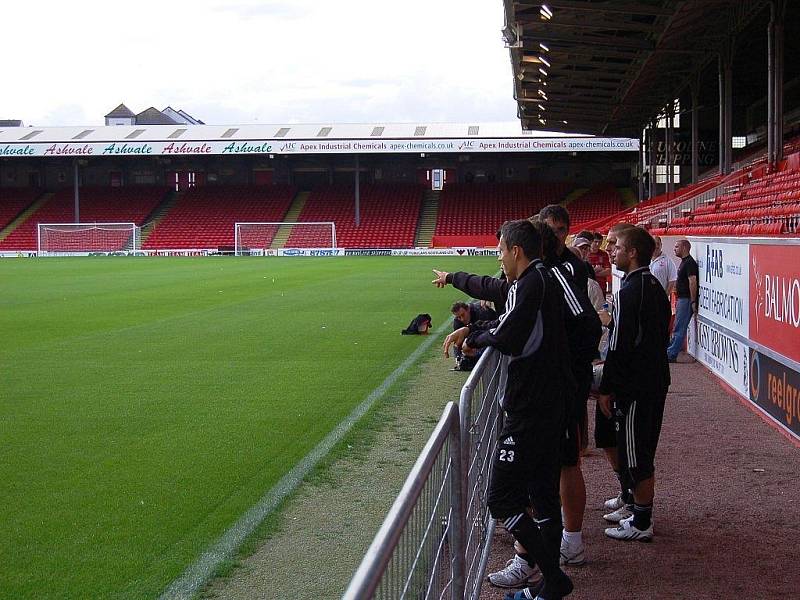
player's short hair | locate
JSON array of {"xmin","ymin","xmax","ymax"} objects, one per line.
[
  {"xmin": 500, "ymin": 219, "xmax": 542, "ymax": 261},
  {"xmin": 577, "ymin": 229, "xmax": 594, "ymax": 241},
  {"xmin": 451, "ymin": 301, "xmax": 469, "ymax": 314},
  {"xmin": 538, "ymin": 204, "xmax": 571, "ymax": 227},
  {"xmin": 617, "ymin": 226, "xmax": 656, "ymax": 265},
  {"xmin": 608, "ymin": 222, "xmax": 636, "ymax": 237},
  {"xmin": 593, "ymin": 232, "xmax": 604, "ymax": 241}
]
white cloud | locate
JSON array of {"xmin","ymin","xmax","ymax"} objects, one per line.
[{"xmin": 5, "ymin": 0, "xmax": 517, "ymax": 126}]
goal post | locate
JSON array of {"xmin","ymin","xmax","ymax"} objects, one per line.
[
  {"xmin": 234, "ymin": 222, "xmax": 337, "ymax": 256},
  {"xmin": 37, "ymin": 223, "xmax": 140, "ymax": 256}
]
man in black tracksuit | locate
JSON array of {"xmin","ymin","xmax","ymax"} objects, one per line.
[
  {"xmin": 443, "ymin": 220, "xmax": 575, "ymax": 600},
  {"xmin": 433, "ymin": 220, "xmax": 600, "ymax": 573},
  {"xmin": 598, "ymin": 226, "xmax": 671, "ymax": 542}
]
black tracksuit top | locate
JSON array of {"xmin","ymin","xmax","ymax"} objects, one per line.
[
  {"xmin": 599, "ymin": 266, "xmax": 671, "ymax": 401},
  {"xmin": 461, "ymin": 260, "xmax": 575, "ymax": 420}
]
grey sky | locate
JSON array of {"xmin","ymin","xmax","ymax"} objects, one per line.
[{"xmin": 6, "ymin": 0, "xmax": 517, "ymax": 126}]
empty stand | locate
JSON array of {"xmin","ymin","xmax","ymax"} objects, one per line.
[
  {"xmin": 434, "ymin": 183, "xmax": 571, "ymax": 239},
  {"xmin": 567, "ymin": 185, "xmax": 625, "ymax": 226},
  {"xmin": 650, "ymin": 167, "xmax": 800, "ymax": 236},
  {"xmin": 0, "ymin": 186, "xmax": 168, "ymax": 251},
  {"xmin": 286, "ymin": 184, "xmax": 423, "ymax": 248},
  {"xmin": 143, "ymin": 185, "xmax": 296, "ymax": 249},
  {"xmin": 0, "ymin": 188, "xmax": 41, "ymax": 231}
]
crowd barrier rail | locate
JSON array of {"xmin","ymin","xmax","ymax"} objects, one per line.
[{"xmin": 344, "ymin": 348, "xmax": 502, "ymax": 600}]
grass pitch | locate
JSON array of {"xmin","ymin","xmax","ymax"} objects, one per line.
[{"xmin": 0, "ymin": 256, "xmax": 495, "ymax": 599}]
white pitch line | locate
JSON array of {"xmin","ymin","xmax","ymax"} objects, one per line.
[{"xmin": 158, "ymin": 316, "xmax": 453, "ymax": 600}]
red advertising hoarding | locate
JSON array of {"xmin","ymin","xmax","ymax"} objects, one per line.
[{"xmin": 749, "ymin": 244, "xmax": 800, "ymax": 365}]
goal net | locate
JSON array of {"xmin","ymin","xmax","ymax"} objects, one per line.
[
  {"xmin": 234, "ymin": 222, "xmax": 337, "ymax": 256},
  {"xmin": 37, "ymin": 223, "xmax": 140, "ymax": 256}
]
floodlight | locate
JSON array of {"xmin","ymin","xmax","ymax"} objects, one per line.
[
  {"xmin": 538, "ymin": 56, "xmax": 550, "ymax": 67},
  {"xmin": 539, "ymin": 42, "xmax": 549, "ymax": 52},
  {"xmin": 501, "ymin": 25, "xmax": 520, "ymax": 47}
]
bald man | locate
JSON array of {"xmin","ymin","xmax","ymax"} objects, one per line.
[{"xmin": 666, "ymin": 239, "xmax": 698, "ymax": 362}]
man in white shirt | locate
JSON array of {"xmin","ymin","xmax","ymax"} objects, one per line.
[{"xmin": 649, "ymin": 235, "xmax": 677, "ymax": 295}]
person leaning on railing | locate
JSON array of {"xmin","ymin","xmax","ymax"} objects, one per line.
[{"xmin": 441, "ymin": 220, "xmax": 576, "ymax": 600}]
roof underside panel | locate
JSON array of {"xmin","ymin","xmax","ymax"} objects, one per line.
[{"xmin": 507, "ymin": 0, "xmax": 769, "ymax": 136}]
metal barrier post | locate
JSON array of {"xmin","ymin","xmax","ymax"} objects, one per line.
[{"xmin": 449, "ymin": 420, "xmax": 466, "ymax": 600}]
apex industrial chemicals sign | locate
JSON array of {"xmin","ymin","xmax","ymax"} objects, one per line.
[
  {"xmin": 688, "ymin": 238, "xmax": 800, "ymax": 440},
  {"xmin": 0, "ymin": 137, "xmax": 638, "ymax": 158}
]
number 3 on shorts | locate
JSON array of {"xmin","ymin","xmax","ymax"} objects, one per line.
[{"xmin": 499, "ymin": 449, "xmax": 515, "ymax": 462}]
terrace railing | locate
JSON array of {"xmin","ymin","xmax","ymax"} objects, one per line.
[{"xmin": 344, "ymin": 348, "xmax": 502, "ymax": 600}]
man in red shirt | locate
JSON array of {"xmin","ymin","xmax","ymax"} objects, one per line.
[{"xmin": 587, "ymin": 232, "xmax": 612, "ymax": 293}]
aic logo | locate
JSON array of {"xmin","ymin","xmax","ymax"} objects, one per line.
[{"xmin": 705, "ymin": 246, "xmax": 724, "ymax": 283}]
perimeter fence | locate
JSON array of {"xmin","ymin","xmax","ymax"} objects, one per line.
[{"xmin": 343, "ymin": 348, "xmax": 503, "ymax": 600}]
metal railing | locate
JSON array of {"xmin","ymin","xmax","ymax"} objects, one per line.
[
  {"xmin": 344, "ymin": 349, "xmax": 502, "ymax": 600},
  {"xmin": 458, "ymin": 350, "xmax": 503, "ymax": 600}
]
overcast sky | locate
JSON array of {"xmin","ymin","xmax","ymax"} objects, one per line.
[{"xmin": 5, "ymin": 0, "xmax": 518, "ymax": 127}]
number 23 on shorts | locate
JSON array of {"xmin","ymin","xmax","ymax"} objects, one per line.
[{"xmin": 499, "ymin": 449, "xmax": 515, "ymax": 462}]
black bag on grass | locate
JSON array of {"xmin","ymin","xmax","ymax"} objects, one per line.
[{"xmin": 401, "ymin": 314, "xmax": 432, "ymax": 335}]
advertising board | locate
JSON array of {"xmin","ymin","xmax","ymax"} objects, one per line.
[
  {"xmin": 689, "ymin": 318, "xmax": 749, "ymax": 397},
  {"xmin": 749, "ymin": 349, "xmax": 800, "ymax": 439},
  {"xmin": 694, "ymin": 240, "xmax": 749, "ymax": 337},
  {"xmin": 750, "ymin": 244, "xmax": 800, "ymax": 364}
]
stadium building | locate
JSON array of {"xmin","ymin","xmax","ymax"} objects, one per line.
[{"xmin": 0, "ymin": 120, "xmax": 642, "ymax": 255}]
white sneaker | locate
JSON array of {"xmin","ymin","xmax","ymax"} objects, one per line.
[
  {"xmin": 487, "ymin": 554, "xmax": 542, "ymax": 589},
  {"xmin": 603, "ymin": 493, "xmax": 625, "ymax": 511},
  {"xmin": 603, "ymin": 505, "xmax": 632, "ymax": 523},
  {"xmin": 559, "ymin": 539, "xmax": 586, "ymax": 566},
  {"xmin": 605, "ymin": 518, "xmax": 653, "ymax": 542}
]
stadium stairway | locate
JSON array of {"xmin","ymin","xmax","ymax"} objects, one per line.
[
  {"xmin": 562, "ymin": 188, "xmax": 589, "ymax": 206},
  {"xmin": 0, "ymin": 192, "xmax": 52, "ymax": 243},
  {"xmin": 414, "ymin": 189, "xmax": 440, "ymax": 247},
  {"xmin": 270, "ymin": 191, "xmax": 310, "ymax": 249},
  {"xmin": 139, "ymin": 191, "xmax": 180, "ymax": 247},
  {"xmin": 619, "ymin": 187, "xmax": 638, "ymax": 207}
]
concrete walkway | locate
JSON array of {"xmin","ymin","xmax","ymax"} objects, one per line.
[{"xmin": 480, "ymin": 362, "xmax": 800, "ymax": 599}]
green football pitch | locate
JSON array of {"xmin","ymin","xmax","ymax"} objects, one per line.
[{"xmin": 0, "ymin": 255, "xmax": 495, "ymax": 599}]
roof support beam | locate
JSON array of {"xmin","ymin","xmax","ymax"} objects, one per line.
[
  {"xmin": 519, "ymin": 17, "xmax": 662, "ymax": 33},
  {"xmin": 522, "ymin": 31, "xmax": 655, "ymax": 50},
  {"xmin": 517, "ymin": 0, "xmax": 675, "ymax": 17}
]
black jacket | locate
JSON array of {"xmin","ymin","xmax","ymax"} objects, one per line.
[
  {"xmin": 548, "ymin": 261, "xmax": 602, "ymax": 365},
  {"xmin": 559, "ymin": 248, "xmax": 591, "ymax": 293},
  {"xmin": 449, "ymin": 263, "xmax": 600, "ymax": 365},
  {"xmin": 448, "ymin": 271, "xmax": 508, "ymax": 315},
  {"xmin": 599, "ymin": 266, "xmax": 671, "ymax": 402},
  {"xmin": 465, "ymin": 261, "xmax": 575, "ymax": 420}
]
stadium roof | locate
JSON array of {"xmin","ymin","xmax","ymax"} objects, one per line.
[
  {"xmin": 504, "ymin": 0, "xmax": 769, "ymax": 136},
  {"xmin": 0, "ymin": 121, "xmax": 589, "ymax": 143},
  {"xmin": 0, "ymin": 121, "xmax": 639, "ymax": 157}
]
